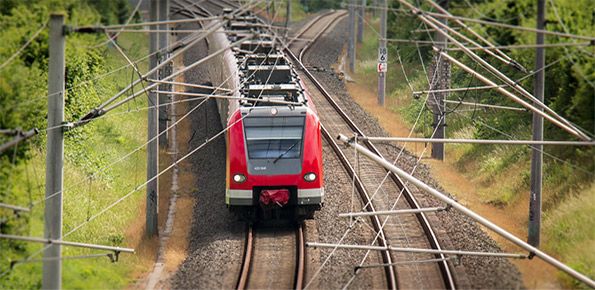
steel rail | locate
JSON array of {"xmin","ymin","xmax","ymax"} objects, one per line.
[
  {"xmin": 235, "ymin": 225, "xmax": 306, "ymax": 290},
  {"xmin": 287, "ymin": 11, "xmax": 333, "ymax": 47},
  {"xmin": 295, "ymin": 225, "xmax": 306, "ymax": 290},
  {"xmin": 283, "ymin": 15, "xmax": 456, "ymax": 289},
  {"xmin": 285, "ymin": 13, "xmax": 398, "ymax": 289},
  {"xmin": 321, "ymin": 124, "xmax": 397, "ymax": 289},
  {"xmin": 298, "ymin": 11, "xmax": 348, "ymax": 61},
  {"xmin": 236, "ymin": 225, "xmax": 253, "ymax": 290},
  {"xmin": 338, "ymin": 134, "xmax": 595, "ymax": 288}
]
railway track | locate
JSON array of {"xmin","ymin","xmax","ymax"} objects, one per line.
[
  {"xmin": 237, "ymin": 225, "xmax": 306, "ymax": 290},
  {"xmin": 288, "ymin": 10, "xmax": 348, "ymax": 60},
  {"xmin": 285, "ymin": 10, "xmax": 456, "ymax": 290},
  {"xmin": 177, "ymin": 2, "xmax": 455, "ymax": 288}
]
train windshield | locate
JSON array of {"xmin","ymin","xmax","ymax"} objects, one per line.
[{"xmin": 244, "ymin": 116, "xmax": 304, "ymax": 160}]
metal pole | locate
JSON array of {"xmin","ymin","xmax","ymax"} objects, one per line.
[
  {"xmin": 44, "ymin": 13, "xmax": 65, "ymax": 290},
  {"xmin": 398, "ymin": 0, "xmax": 591, "ymax": 141},
  {"xmin": 0, "ymin": 234, "xmax": 135, "ymax": 253},
  {"xmin": 0, "ymin": 202, "xmax": 31, "ymax": 212},
  {"xmin": 429, "ymin": 0, "xmax": 449, "ymax": 160},
  {"xmin": 338, "ymin": 207, "xmax": 447, "ymax": 217},
  {"xmin": 158, "ymin": 0, "xmax": 170, "ymax": 146},
  {"xmin": 337, "ymin": 134, "xmax": 595, "ymax": 288},
  {"xmin": 285, "ymin": 0, "xmax": 291, "ymax": 29},
  {"xmin": 362, "ymin": 136, "xmax": 595, "ymax": 146},
  {"xmin": 146, "ymin": 0, "xmax": 159, "ymax": 237},
  {"xmin": 0, "ymin": 128, "xmax": 39, "ymax": 154},
  {"xmin": 307, "ymin": 242, "xmax": 527, "ymax": 258},
  {"xmin": 443, "ymin": 100, "xmax": 527, "ymax": 112},
  {"xmin": 377, "ymin": 0, "xmax": 387, "ymax": 106},
  {"xmin": 357, "ymin": 0, "xmax": 364, "ymax": 43},
  {"xmin": 348, "ymin": 0, "xmax": 356, "ymax": 72},
  {"xmin": 436, "ymin": 48, "xmax": 587, "ymax": 140},
  {"xmin": 423, "ymin": 0, "xmax": 526, "ymax": 72},
  {"xmin": 528, "ymin": 0, "xmax": 545, "ymax": 247}
]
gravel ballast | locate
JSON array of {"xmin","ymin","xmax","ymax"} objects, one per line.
[
  {"xmin": 170, "ymin": 20, "xmax": 245, "ymax": 289},
  {"xmin": 303, "ymin": 15, "xmax": 524, "ymax": 289}
]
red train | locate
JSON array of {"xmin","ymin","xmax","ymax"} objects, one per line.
[{"xmin": 210, "ymin": 13, "xmax": 324, "ymax": 220}]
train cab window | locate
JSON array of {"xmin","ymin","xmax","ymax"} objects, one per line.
[{"xmin": 244, "ymin": 116, "xmax": 304, "ymax": 160}]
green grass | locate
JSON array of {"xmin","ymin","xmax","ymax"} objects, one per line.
[
  {"xmin": 544, "ymin": 184, "xmax": 595, "ymax": 289},
  {"xmin": 352, "ymin": 10, "xmax": 595, "ymax": 288},
  {"xmin": 2, "ymin": 32, "xmax": 150, "ymax": 289}
]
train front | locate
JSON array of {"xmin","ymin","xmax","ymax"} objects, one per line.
[{"xmin": 226, "ymin": 105, "xmax": 324, "ymax": 220}]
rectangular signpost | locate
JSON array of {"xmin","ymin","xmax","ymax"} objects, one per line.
[{"xmin": 377, "ymin": 0, "xmax": 387, "ymax": 106}]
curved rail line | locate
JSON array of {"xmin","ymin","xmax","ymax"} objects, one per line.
[
  {"xmin": 236, "ymin": 225, "xmax": 306, "ymax": 290},
  {"xmin": 285, "ymin": 10, "xmax": 456, "ymax": 290},
  {"xmin": 289, "ymin": 11, "xmax": 398, "ymax": 290}
]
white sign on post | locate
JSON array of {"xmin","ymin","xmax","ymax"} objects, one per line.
[
  {"xmin": 377, "ymin": 62, "xmax": 387, "ymax": 73},
  {"xmin": 378, "ymin": 47, "xmax": 388, "ymax": 63}
]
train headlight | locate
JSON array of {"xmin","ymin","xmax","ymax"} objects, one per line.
[
  {"xmin": 304, "ymin": 172, "xmax": 317, "ymax": 182},
  {"xmin": 270, "ymin": 107, "xmax": 278, "ymax": 115},
  {"xmin": 233, "ymin": 174, "xmax": 246, "ymax": 183}
]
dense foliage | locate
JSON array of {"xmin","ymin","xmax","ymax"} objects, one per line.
[
  {"xmin": 0, "ymin": 0, "xmax": 135, "ymax": 287},
  {"xmin": 387, "ymin": 0, "xmax": 593, "ymax": 197},
  {"xmin": 381, "ymin": 0, "xmax": 593, "ymax": 286}
]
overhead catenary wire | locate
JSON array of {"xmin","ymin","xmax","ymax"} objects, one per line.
[
  {"xmin": 398, "ymin": 0, "xmax": 591, "ymax": 140},
  {"xmin": 435, "ymin": 47, "xmax": 591, "ymax": 140},
  {"xmin": 0, "ymin": 202, "xmax": 30, "ymax": 213},
  {"xmin": 442, "ymin": 100, "xmax": 527, "ymax": 112},
  {"xmin": 96, "ymin": 34, "xmax": 254, "ymax": 117},
  {"xmin": 79, "ymin": 20, "xmax": 230, "ymax": 119},
  {"xmin": 95, "ymin": 15, "xmax": 223, "ymax": 30},
  {"xmin": 152, "ymin": 90, "xmax": 305, "ymax": 106},
  {"xmin": 0, "ymin": 128, "xmax": 39, "ymax": 154},
  {"xmin": 0, "ymin": 21, "xmax": 48, "ymax": 70},
  {"xmin": 298, "ymin": 12, "xmax": 451, "ymax": 288},
  {"xmin": 62, "ymin": 26, "xmax": 286, "ymax": 253},
  {"xmin": 422, "ymin": 7, "xmax": 526, "ymax": 72},
  {"xmin": 413, "ymin": 53, "xmax": 568, "ymax": 97},
  {"xmin": 2, "ymin": 4, "xmax": 271, "ymax": 276},
  {"xmin": 20, "ymin": 27, "xmax": 206, "ymax": 111},
  {"xmin": 424, "ymin": 0, "xmax": 526, "ymax": 72},
  {"xmin": 27, "ymin": 33, "xmax": 267, "ymax": 215},
  {"xmin": 417, "ymin": 8, "xmax": 595, "ymax": 41},
  {"xmin": 548, "ymin": 0, "xmax": 595, "ymax": 89},
  {"xmin": 85, "ymin": 0, "xmax": 145, "ymax": 49},
  {"xmin": 450, "ymin": 110, "xmax": 595, "ymax": 176},
  {"xmin": 0, "ymin": 234, "xmax": 134, "ymax": 253},
  {"xmin": 447, "ymin": 41, "xmax": 593, "ymax": 51},
  {"xmin": 363, "ymin": 136, "xmax": 595, "ymax": 146},
  {"xmin": 338, "ymin": 134, "xmax": 595, "ymax": 288},
  {"xmin": 147, "ymin": 79, "xmax": 232, "ymax": 93}
]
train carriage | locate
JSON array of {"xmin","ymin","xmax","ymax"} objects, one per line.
[{"xmin": 206, "ymin": 12, "xmax": 324, "ymax": 221}]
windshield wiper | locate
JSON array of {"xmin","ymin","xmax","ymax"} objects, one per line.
[{"xmin": 272, "ymin": 141, "xmax": 299, "ymax": 164}]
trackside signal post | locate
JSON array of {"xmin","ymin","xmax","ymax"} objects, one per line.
[
  {"xmin": 528, "ymin": 0, "xmax": 545, "ymax": 247},
  {"xmin": 348, "ymin": 0, "xmax": 356, "ymax": 72},
  {"xmin": 377, "ymin": 0, "xmax": 387, "ymax": 106},
  {"xmin": 44, "ymin": 13, "xmax": 65, "ymax": 290},
  {"xmin": 429, "ymin": 0, "xmax": 449, "ymax": 160},
  {"xmin": 147, "ymin": 0, "xmax": 160, "ymax": 237}
]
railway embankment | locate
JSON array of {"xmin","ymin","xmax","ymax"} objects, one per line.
[{"xmin": 303, "ymin": 14, "xmax": 524, "ymax": 289}]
